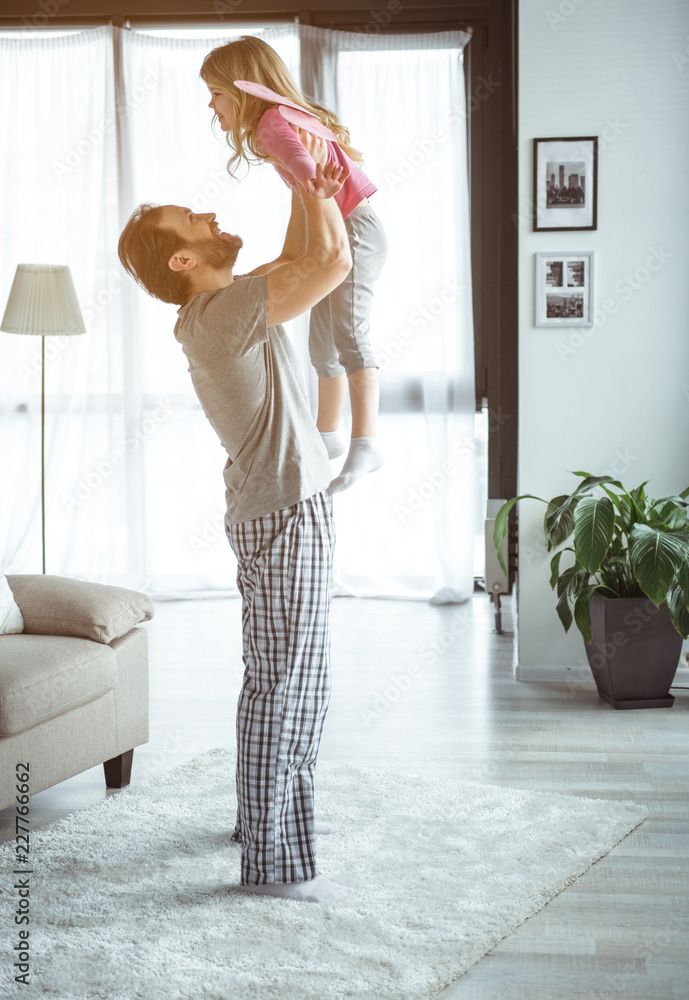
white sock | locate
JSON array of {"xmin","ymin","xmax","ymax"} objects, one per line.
[
  {"xmin": 238, "ymin": 873, "xmax": 352, "ymax": 903},
  {"xmin": 315, "ymin": 821, "xmax": 337, "ymax": 835},
  {"xmin": 320, "ymin": 429, "xmax": 348, "ymax": 460},
  {"xmin": 327, "ymin": 437, "xmax": 383, "ymax": 495}
]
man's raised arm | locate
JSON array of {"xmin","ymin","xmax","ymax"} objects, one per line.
[{"xmin": 264, "ymin": 133, "xmax": 351, "ymax": 328}]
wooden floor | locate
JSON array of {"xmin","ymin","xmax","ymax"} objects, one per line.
[{"xmin": 1, "ymin": 592, "xmax": 687, "ymax": 999}]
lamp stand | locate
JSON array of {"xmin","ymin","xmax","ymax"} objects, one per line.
[
  {"xmin": 1, "ymin": 264, "xmax": 86, "ymax": 575},
  {"xmin": 41, "ymin": 336, "xmax": 46, "ymax": 575}
]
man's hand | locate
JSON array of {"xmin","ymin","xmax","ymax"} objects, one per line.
[
  {"xmin": 296, "ymin": 127, "xmax": 329, "ymax": 166},
  {"xmin": 293, "ymin": 127, "xmax": 350, "ymax": 199}
]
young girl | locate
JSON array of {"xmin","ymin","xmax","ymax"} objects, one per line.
[{"xmin": 200, "ymin": 36, "xmax": 387, "ymax": 494}]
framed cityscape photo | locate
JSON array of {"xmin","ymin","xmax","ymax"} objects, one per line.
[
  {"xmin": 533, "ymin": 136, "xmax": 598, "ymax": 231},
  {"xmin": 535, "ymin": 251, "xmax": 594, "ymax": 327}
]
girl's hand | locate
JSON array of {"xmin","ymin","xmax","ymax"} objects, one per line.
[{"xmin": 303, "ymin": 162, "xmax": 350, "ymax": 200}]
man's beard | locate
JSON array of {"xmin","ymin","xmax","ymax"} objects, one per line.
[{"xmin": 191, "ymin": 233, "xmax": 243, "ymax": 271}]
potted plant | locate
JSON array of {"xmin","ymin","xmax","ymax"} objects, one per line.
[{"xmin": 493, "ymin": 472, "xmax": 689, "ymax": 709}]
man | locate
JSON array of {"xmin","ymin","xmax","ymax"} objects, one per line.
[{"xmin": 118, "ymin": 132, "xmax": 352, "ymax": 903}]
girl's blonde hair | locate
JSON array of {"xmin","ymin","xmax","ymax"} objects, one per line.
[{"xmin": 200, "ymin": 36, "xmax": 363, "ymax": 177}]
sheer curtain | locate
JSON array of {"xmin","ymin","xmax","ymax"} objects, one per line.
[
  {"xmin": 0, "ymin": 28, "xmax": 121, "ymax": 579},
  {"xmin": 0, "ymin": 23, "xmax": 475, "ymax": 603},
  {"xmin": 299, "ymin": 26, "xmax": 475, "ymax": 602}
]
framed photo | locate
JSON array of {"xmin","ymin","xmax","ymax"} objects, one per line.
[
  {"xmin": 533, "ymin": 136, "xmax": 598, "ymax": 231},
  {"xmin": 535, "ymin": 251, "xmax": 594, "ymax": 327}
]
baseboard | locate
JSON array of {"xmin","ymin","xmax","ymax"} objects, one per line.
[{"xmin": 515, "ymin": 663, "xmax": 689, "ymax": 690}]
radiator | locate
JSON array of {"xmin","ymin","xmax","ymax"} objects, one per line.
[{"xmin": 484, "ymin": 499, "xmax": 510, "ymax": 596}]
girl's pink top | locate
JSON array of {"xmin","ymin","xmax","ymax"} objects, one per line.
[{"xmin": 255, "ymin": 106, "xmax": 377, "ymax": 220}]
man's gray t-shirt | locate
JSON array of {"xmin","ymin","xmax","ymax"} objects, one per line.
[{"xmin": 173, "ymin": 274, "xmax": 332, "ymax": 526}]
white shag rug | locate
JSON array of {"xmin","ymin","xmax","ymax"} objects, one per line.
[{"xmin": 0, "ymin": 747, "xmax": 647, "ymax": 1000}]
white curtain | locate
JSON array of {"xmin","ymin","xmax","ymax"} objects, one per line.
[
  {"xmin": 0, "ymin": 23, "xmax": 475, "ymax": 603},
  {"xmin": 299, "ymin": 26, "xmax": 475, "ymax": 602}
]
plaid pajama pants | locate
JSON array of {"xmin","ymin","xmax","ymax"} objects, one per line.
[{"xmin": 225, "ymin": 490, "xmax": 335, "ymax": 885}]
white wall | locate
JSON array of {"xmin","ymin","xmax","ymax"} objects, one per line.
[{"xmin": 516, "ymin": 0, "xmax": 689, "ymax": 680}]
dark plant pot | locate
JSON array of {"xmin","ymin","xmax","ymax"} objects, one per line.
[{"xmin": 583, "ymin": 591, "xmax": 682, "ymax": 709}]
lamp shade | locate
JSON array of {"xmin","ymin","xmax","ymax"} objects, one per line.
[{"xmin": 1, "ymin": 264, "xmax": 86, "ymax": 336}]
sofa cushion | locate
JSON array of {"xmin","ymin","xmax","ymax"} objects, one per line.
[
  {"xmin": 0, "ymin": 634, "xmax": 118, "ymax": 736},
  {"xmin": 6, "ymin": 575, "xmax": 154, "ymax": 644}
]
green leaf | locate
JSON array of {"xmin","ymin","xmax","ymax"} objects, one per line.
[
  {"xmin": 573, "ymin": 585, "xmax": 600, "ymax": 644},
  {"xmin": 654, "ymin": 494, "xmax": 689, "ymax": 508},
  {"xmin": 555, "ymin": 589, "xmax": 573, "ymax": 632},
  {"xmin": 573, "ymin": 496, "xmax": 615, "ymax": 573},
  {"xmin": 611, "ymin": 535, "xmax": 626, "ymax": 556},
  {"xmin": 677, "ymin": 559, "xmax": 689, "ymax": 598},
  {"xmin": 572, "ymin": 568, "xmax": 591, "ymax": 595},
  {"xmin": 567, "ymin": 473, "xmax": 625, "ymax": 494},
  {"xmin": 544, "ymin": 495, "xmax": 576, "ymax": 549},
  {"xmin": 629, "ymin": 481, "xmax": 651, "ymax": 516},
  {"xmin": 492, "ymin": 494, "xmax": 546, "ymax": 576},
  {"xmin": 556, "ymin": 565, "xmax": 579, "ymax": 598},
  {"xmin": 667, "ymin": 581, "xmax": 689, "ymax": 639},
  {"xmin": 646, "ymin": 518, "xmax": 671, "ymax": 531},
  {"xmin": 657, "ymin": 502, "xmax": 688, "ymax": 529},
  {"xmin": 545, "ymin": 475, "xmax": 625, "ymax": 550},
  {"xmin": 599, "ymin": 485, "xmax": 633, "ymax": 531},
  {"xmin": 549, "ymin": 551, "xmax": 563, "ymax": 590},
  {"xmin": 629, "ymin": 524, "xmax": 689, "ymax": 606}
]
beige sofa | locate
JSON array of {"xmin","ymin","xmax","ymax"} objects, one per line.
[{"xmin": 0, "ymin": 576, "xmax": 153, "ymax": 812}]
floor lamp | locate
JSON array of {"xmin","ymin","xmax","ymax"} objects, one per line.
[{"xmin": 1, "ymin": 264, "xmax": 87, "ymax": 574}]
